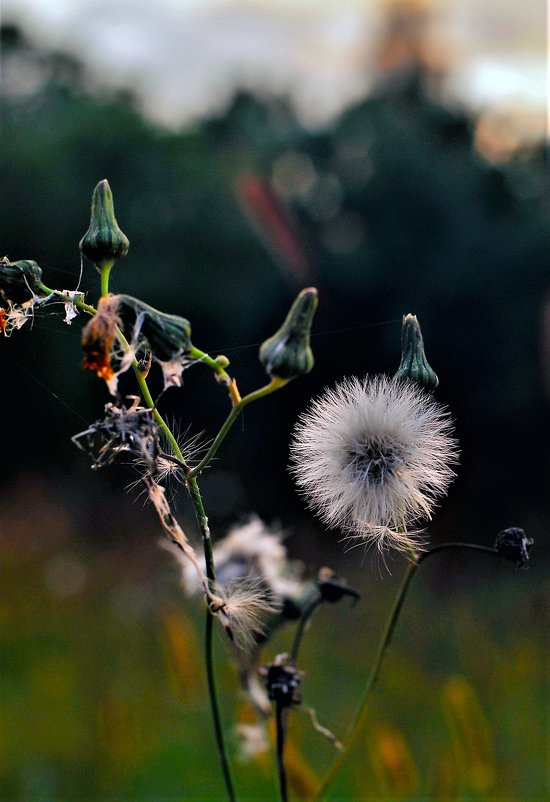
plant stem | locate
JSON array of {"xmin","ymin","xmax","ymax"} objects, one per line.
[
  {"xmin": 190, "ymin": 378, "xmax": 288, "ymax": 478},
  {"xmin": 205, "ymin": 607, "xmax": 237, "ymax": 802},
  {"xmin": 275, "ymin": 703, "xmax": 289, "ymax": 802},
  {"xmin": 310, "ymin": 541, "xmax": 503, "ymax": 801},
  {"xmin": 188, "ymin": 345, "xmax": 241, "ymax": 405},
  {"xmin": 111, "ymin": 326, "xmax": 236, "ymax": 801},
  {"xmin": 100, "ymin": 261, "xmax": 113, "ymax": 297},
  {"xmin": 290, "ymin": 594, "xmax": 323, "ymax": 664},
  {"xmin": 310, "ymin": 559, "xmax": 417, "ymax": 801},
  {"xmin": 417, "ymin": 542, "xmax": 498, "ymax": 564}
]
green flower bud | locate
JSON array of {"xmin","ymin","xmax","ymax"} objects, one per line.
[
  {"xmin": 0, "ymin": 258, "xmax": 43, "ymax": 304},
  {"xmin": 117, "ymin": 295, "xmax": 192, "ymax": 362},
  {"xmin": 214, "ymin": 355, "xmax": 230, "ymax": 369},
  {"xmin": 79, "ymin": 179, "xmax": 129, "ymax": 267},
  {"xmin": 259, "ymin": 287, "xmax": 318, "ymax": 380},
  {"xmin": 394, "ymin": 313, "xmax": 439, "ymax": 390}
]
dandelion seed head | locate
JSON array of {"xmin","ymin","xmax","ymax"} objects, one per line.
[{"xmin": 290, "ymin": 375, "xmax": 458, "ymax": 553}]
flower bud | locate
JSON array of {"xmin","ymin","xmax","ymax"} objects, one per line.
[
  {"xmin": 0, "ymin": 258, "xmax": 43, "ymax": 304},
  {"xmin": 117, "ymin": 295, "xmax": 192, "ymax": 361},
  {"xmin": 495, "ymin": 527, "xmax": 533, "ymax": 568},
  {"xmin": 79, "ymin": 179, "xmax": 129, "ymax": 267},
  {"xmin": 259, "ymin": 287, "xmax": 318, "ymax": 380},
  {"xmin": 395, "ymin": 313, "xmax": 439, "ymax": 390}
]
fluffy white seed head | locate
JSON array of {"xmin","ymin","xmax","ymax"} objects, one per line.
[
  {"xmin": 290, "ymin": 375, "xmax": 458, "ymax": 553},
  {"xmin": 181, "ymin": 515, "xmax": 305, "ymax": 602},
  {"xmin": 209, "ymin": 577, "xmax": 280, "ymax": 652}
]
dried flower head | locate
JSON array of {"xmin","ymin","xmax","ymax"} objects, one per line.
[
  {"xmin": 290, "ymin": 375, "xmax": 458, "ymax": 553},
  {"xmin": 181, "ymin": 515, "xmax": 306, "ymax": 608},
  {"xmin": 81, "ymin": 294, "xmax": 121, "ymax": 384},
  {"xmin": 72, "ymin": 398, "xmax": 159, "ymax": 470},
  {"xmin": 209, "ymin": 578, "xmax": 279, "ymax": 652},
  {"xmin": 260, "ymin": 653, "xmax": 302, "ymax": 708},
  {"xmin": 495, "ymin": 527, "xmax": 533, "ymax": 568}
]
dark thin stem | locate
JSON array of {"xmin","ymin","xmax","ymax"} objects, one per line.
[
  {"xmin": 290, "ymin": 595, "xmax": 323, "ymax": 664},
  {"xmin": 187, "ymin": 476, "xmax": 236, "ymax": 802},
  {"xmin": 417, "ymin": 542, "xmax": 498, "ymax": 564},
  {"xmin": 275, "ymin": 703, "xmax": 289, "ymax": 802},
  {"xmin": 205, "ymin": 610, "xmax": 236, "ymax": 802}
]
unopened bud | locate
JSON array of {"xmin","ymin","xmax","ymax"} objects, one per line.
[
  {"xmin": 117, "ymin": 295, "xmax": 192, "ymax": 362},
  {"xmin": 79, "ymin": 179, "xmax": 129, "ymax": 267},
  {"xmin": 259, "ymin": 287, "xmax": 318, "ymax": 380},
  {"xmin": 395, "ymin": 313, "xmax": 438, "ymax": 390},
  {"xmin": 215, "ymin": 355, "xmax": 230, "ymax": 369},
  {"xmin": 0, "ymin": 258, "xmax": 43, "ymax": 304},
  {"xmin": 495, "ymin": 527, "xmax": 533, "ymax": 568}
]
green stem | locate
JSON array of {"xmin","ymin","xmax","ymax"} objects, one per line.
[
  {"xmin": 188, "ymin": 345, "xmax": 235, "ymax": 387},
  {"xmin": 100, "ymin": 261, "xmax": 114, "ymax": 297},
  {"xmin": 126, "ymin": 352, "xmax": 237, "ymax": 802},
  {"xmin": 190, "ymin": 378, "xmax": 288, "ymax": 478},
  {"xmin": 311, "ymin": 541, "xmax": 503, "ymax": 800},
  {"xmin": 310, "ymin": 558, "xmax": 418, "ymax": 801}
]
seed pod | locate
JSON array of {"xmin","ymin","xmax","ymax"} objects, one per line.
[
  {"xmin": 495, "ymin": 527, "xmax": 533, "ymax": 568},
  {"xmin": 395, "ymin": 313, "xmax": 439, "ymax": 390},
  {"xmin": 0, "ymin": 258, "xmax": 43, "ymax": 304},
  {"xmin": 259, "ymin": 287, "xmax": 318, "ymax": 380},
  {"xmin": 117, "ymin": 295, "xmax": 192, "ymax": 362},
  {"xmin": 79, "ymin": 179, "xmax": 129, "ymax": 267}
]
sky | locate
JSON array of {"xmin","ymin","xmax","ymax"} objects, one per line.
[{"xmin": 3, "ymin": 0, "xmax": 547, "ymax": 141}]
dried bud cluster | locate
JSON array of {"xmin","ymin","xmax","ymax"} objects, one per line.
[{"xmin": 261, "ymin": 653, "xmax": 302, "ymax": 708}]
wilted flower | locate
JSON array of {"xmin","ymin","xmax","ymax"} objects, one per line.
[
  {"xmin": 72, "ymin": 398, "xmax": 159, "ymax": 470},
  {"xmin": 291, "ymin": 375, "xmax": 458, "ymax": 553},
  {"xmin": 209, "ymin": 578, "xmax": 279, "ymax": 652},
  {"xmin": 81, "ymin": 295, "xmax": 121, "ymax": 386},
  {"xmin": 495, "ymin": 527, "xmax": 533, "ymax": 568}
]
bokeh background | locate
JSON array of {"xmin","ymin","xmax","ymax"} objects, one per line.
[{"xmin": 1, "ymin": 0, "xmax": 548, "ymax": 799}]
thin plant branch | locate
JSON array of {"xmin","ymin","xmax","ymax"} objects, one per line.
[{"xmin": 310, "ymin": 541, "xmax": 503, "ymax": 801}]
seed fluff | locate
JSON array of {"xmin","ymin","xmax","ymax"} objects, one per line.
[{"xmin": 290, "ymin": 375, "xmax": 458, "ymax": 554}]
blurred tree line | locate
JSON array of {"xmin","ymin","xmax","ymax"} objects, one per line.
[{"xmin": 1, "ymin": 20, "xmax": 549, "ymax": 555}]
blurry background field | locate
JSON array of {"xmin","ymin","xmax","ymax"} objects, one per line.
[{"xmin": 1, "ymin": 0, "xmax": 549, "ymax": 799}]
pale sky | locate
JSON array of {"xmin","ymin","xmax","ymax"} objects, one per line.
[{"xmin": 3, "ymin": 0, "xmax": 547, "ymax": 138}]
